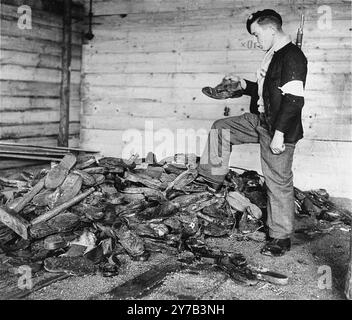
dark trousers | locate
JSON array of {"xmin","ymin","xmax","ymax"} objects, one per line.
[{"xmin": 198, "ymin": 113, "xmax": 296, "ymax": 239}]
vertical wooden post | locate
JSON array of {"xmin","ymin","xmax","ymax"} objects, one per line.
[
  {"xmin": 58, "ymin": 0, "xmax": 72, "ymax": 147},
  {"xmin": 345, "ymin": 220, "xmax": 352, "ymax": 300}
]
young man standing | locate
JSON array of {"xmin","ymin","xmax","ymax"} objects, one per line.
[{"xmin": 198, "ymin": 9, "xmax": 308, "ymax": 257}]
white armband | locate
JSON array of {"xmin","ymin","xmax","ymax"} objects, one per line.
[{"xmin": 278, "ymin": 80, "xmax": 304, "ymax": 97}]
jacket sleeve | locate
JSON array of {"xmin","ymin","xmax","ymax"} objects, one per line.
[
  {"xmin": 274, "ymin": 50, "xmax": 308, "ymax": 134},
  {"xmin": 243, "ymin": 79, "xmax": 258, "ymax": 97},
  {"xmin": 243, "ymin": 79, "xmax": 260, "ymax": 114}
]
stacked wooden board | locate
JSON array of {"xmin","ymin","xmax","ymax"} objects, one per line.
[
  {"xmin": 0, "ymin": 142, "xmax": 99, "ymax": 172},
  {"xmin": 0, "ymin": 142, "xmax": 99, "ymax": 161}
]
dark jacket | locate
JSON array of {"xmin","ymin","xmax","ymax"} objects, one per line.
[{"xmin": 243, "ymin": 42, "xmax": 308, "ymax": 143}]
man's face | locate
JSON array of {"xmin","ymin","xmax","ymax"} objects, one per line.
[{"xmin": 250, "ymin": 21, "xmax": 275, "ymax": 51}]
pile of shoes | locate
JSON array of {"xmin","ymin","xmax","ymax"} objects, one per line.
[
  {"xmin": 0, "ymin": 152, "xmax": 267, "ymax": 278},
  {"xmin": 1, "ymin": 151, "xmax": 349, "ymax": 281},
  {"xmin": 294, "ymin": 187, "xmax": 351, "ymax": 239},
  {"xmin": 295, "ymin": 188, "xmax": 351, "ymax": 224}
]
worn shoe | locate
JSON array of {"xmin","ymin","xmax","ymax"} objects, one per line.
[
  {"xmin": 260, "ymin": 237, "xmax": 291, "ymax": 257},
  {"xmin": 114, "ymin": 223, "xmax": 146, "ymax": 259},
  {"xmin": 29, "ymin": 212, "xmax": 80, "ymax": 239},
  {"xmin": 43, "ymin": 234, "xmax": 68, "ymax": 250},
  {"xmin": 0, "ymin": 223, "xmax": 17, "ymax": 244},
  {"xmin": 98, "ymin": 157, "xmax": 136, "ymax": 170},
  {"xmin": 202, "ymin": 79, "xmax": 243, "ymax": 100},
  {"xmin": 217, "ymin": 256, "xmax": 258, "ymax": 286},
  {"xmin": 98, "ymin": 261, "xmax": 120, "ymax": 277},
  {"xmin": 196, "ymin": 175, "xmax": 223, "ymax": 192},
  {"xmin": 203, "ymin": 223, "xmax": 228, "ymax": 237},
  {"xmin": 44, "ymin": 256, "xmax": 96, "ymax": 275}
]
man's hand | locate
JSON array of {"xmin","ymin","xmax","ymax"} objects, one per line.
[
  {"xmin": 270, "ymin": 130, "xmax": 285, "ymax": 155},
  {"xmin": 223, "ymin": 74, "xmax": 247, "ymax": 90}
]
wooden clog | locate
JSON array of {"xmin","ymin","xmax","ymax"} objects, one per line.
[
  {"xmin": 32, "ymin": 189, "xmax": 55, "ymax": 207},
  {"xmin": 75, "ymin": 156, "xmax": 96, "ymax": 170},
  {"xmin": 29, "ymin": 212, "xmax": 79, "ymax": 239},
  {"xmin": 226, "ymin": 191, "xmax": 262, "ymax": 219},
  {"xmin": 145, "ymin": 152, "xmax": 157, "ymax": 164},
  {"xmin": 73, "ymin": 169, "xmax": 96, "ymax": 186},
  {"xmin": 203, "ymin": 223, "xmax": 228, "ymax": 237},
  {"xmin": 52, "ymin": 173, "xmax": 82, "ymax": 207},
  {"xmin": 98, "ymin": 157, "xmax": 136, "ymax": 170},
  {"xmin": 93, "ymin": 174, "xmax": 105, "ymax": 186},
  {"xmin": 45, "ymin": 154, "xmax": 77, "ymax": 189},
  {"xmin": 114, "ymin": 224, "xmax": 146, "ymax": 258},
  {"xmin": 43, "ymin": 234, "xmax": 68, "ymax": 250},
  {"xmin": 0, "ymin": 222, "xmax": 17, "ymax": 243},
  {"xmin": 82, "ymin": 166, "xmax": 106, "ymax": 174},
  {"xmin": 47, "ymin": 212, "xmax": 80, "ymax": 231},
  {"xmin": 44, "ymin": 256, "xmax": 96, "ymax": 275}
]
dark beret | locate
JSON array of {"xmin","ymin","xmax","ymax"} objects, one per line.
[{"xmin": 246, "ymin": 9, "xmax": 282, "ymax": 34}]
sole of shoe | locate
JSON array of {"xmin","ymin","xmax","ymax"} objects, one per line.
[{"xmin": 260, "ymin": 247, "xmax": 290, "ymax": 257}]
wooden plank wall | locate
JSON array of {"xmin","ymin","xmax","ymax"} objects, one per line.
[
  {"xmin": 0, "ymin": 0, "xmax": 85, "ymax": 169},
  {"xmin": 80, "ymin": 0, "xmax": 352, "ymax": 197}
]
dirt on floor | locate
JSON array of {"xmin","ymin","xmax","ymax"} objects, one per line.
[
  {"xmin": 1, "ymin": 162, "xmax": 351, "ymax": 301},
  {"xmin": 0, "ymin": 197, "xmax": 341, "ymax": 301}
]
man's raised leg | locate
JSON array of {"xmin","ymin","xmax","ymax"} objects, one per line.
[{"xmin": 198, "ymin": 113, "xmax": 261, "ymax": 187}]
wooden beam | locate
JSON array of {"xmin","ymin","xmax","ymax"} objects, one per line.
[
  {"xmin": 0, "ymin": 160, "xmax": 43, "ymax": 171},
  {"xmin": 0, "ymin": 122, "xmax": 81, "ymax": 141},
  {"xmin": 0, "ymin": 18, "xmax": 82, "ymax": 44},
  {"xmin": 0, "ymin": 137, "xmax": 80, "ymax": 150},
  {"xmin": 8, "ymin": 179, "xmax": 45, "ymax": 213},
  {"xmin": 0, "ymin": 150, "xmax": 69, "ymax": 157},
  {"xmin": 0, "ymin": 50, "xmax": 82, "ymax": 71},
  {"xmin": 0, "ymin": 142, "xmax": 99, "ymax": 153},
  {"xmin": 31, "ymin": 187, "xmax": 95, "ymax": 225},
  {"xmin": 0, "ymin": 81, "xmax": 80, "ymax": 99},
  {"xmin": 345, "ymin": 223, "xmax": 352, "ymax": 300},
  {"xmin": 58, "ymin": 0, "xmax": 72, "ymax": 147},
  {"xmin": 1, "ymin": 35, "xmax": 82, "ymax": 57},
  {"xmin": 88, "ymin": 0, "xmax": 349, "ymax": 16},
  {"xmin": 0, "ymin": 207, "xmax": 30, "ymax": 240},
  {"xmin": 0, "ymin": 153, "xmax": 62, "ymax": 161}
]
